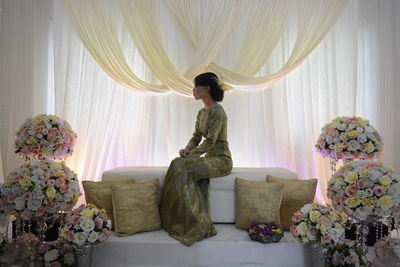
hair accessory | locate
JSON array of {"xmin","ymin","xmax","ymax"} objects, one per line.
[{"xmin": 217, "ymin": 79, "xmax": 229, "ymax": 91}]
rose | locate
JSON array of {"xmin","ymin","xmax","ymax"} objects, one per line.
[
  {"xmin": 379, "ymin": 195, "xmax": 393, "ymax": 210},
  {"xmin": 296, "ymin": 222, "xmax": 309, "ymax": 236},
  {"xmin": 14, "ymin": 197, "xmax": 26, "ymax": 211},
  {"xmin": 319, "ymin": 215, "xmax": 333, "ymax": 228},
  {"xmin": 329, "ymin": 228, "xmax": 344, "ymax": 244},
  {"xmin": 80, "ymin": 218, "xmax": 95, "ymax": 233},
  {"xmin": 344, "ymin": 172, "xmax": 358, "ymax": 184},
  {"xmin": 309, "ymin": 210, "xmax": 321, "ymax": 223},
  {"xmin": 379, "ymin": 176, "xmax": 392, "ymax": 187},
  {"xmin": 332, "ymin": 250, "xmax": 344, "ymax": 265},
  {"xmin": 322, "ymin": 233, "xmax": 332, "ymax": 244},
  {"xmin": 64, "ymin": 252, "xmax": 75, "ymax": 265},
  {"xmin": 357, "ymin": 177, "xmax": 374, "ymax": 189},
  {"xmin": 88, "ymin": 231, "xmax": 99, "ymax": 243},
  {"xmin": 44, "ymin": 249, "xmax": 59, "ymax": 262},
  {"xmin": 345, "ymin": 184, "xmax": 358, "ymax": 197},
  {"xmin": 27, "ymin": 198, "xmax": 43, "ymax": 211},
  {"xmin": 74, "ymin": 232, "xmax": 87, "ymax": 246}
]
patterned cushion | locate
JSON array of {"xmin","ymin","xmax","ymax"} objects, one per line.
[
  {"xmin": 235, "ymin": 178, "xmax": 284, "ymax": 230},
  {"xmin": 111, "ymin": 179, "xmax": 161, "ymax": 236},
  {"xmin": 82, "ymin": 179, "xmax": 136, "ymax": 229},
  {"xmin": 266, "ymin": 175, "xmax": 317, "ymax": 230}
]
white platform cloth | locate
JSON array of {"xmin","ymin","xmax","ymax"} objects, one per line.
[
  {"xmin": 102, "ymin": 167, "xmax": 298, "ymax": 223},
  {"xmin": 79, "ymin": 224, "xmax": 317, "ymax": 267}
]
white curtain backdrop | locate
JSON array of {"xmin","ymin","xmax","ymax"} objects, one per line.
[{"xmin": 0, "ymin": 0, "xmax": 399, "ymax": 203}]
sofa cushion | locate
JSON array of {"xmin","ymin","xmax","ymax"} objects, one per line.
[
  {"xmin": 102, "ymin": 166, "xmax": 298, "ymax": 223},
  {"xmin": 234, "ymin": 178, "xmax": 284, "ymax": 229},
  {"xmin": 111, "ymin": 179, "xmax": 161, "ymax": 236},
  {"xmin": 267, "ymin": 175, "xmax": 317, "ymax": 231},
  {"xmin": 82, "ymin": 179, "xmax": 136, "ymax": 229}
]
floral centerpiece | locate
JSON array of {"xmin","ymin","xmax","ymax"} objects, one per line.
[
  {"xmin": 15, "ymin": 114, "xmax": 77, "ymax": 160},
  {"xmin": 1, "ymin": 160, "xmax": 81, "ymax": 220},
  {"xmin": 36, "ymin": 240, "xmax": 75, "ymax": 266},
  {"xmin": 59, "ymin": 203, "xmax": 111, "ymax": 253},
  {"xmin": 327, "ymin": 160, "xmax": 400, "ymax": 222},
  {"xmin": 290, "ymin": 203, "xmax": 347, "ymax": 247},
  {"xmin": 316, "ymin": 116, "xmax": 383, "ymax": 161},
  {"xmin": 326, "ymin": 239, "xmax": 371, "ymax": 267},
  {"xmin": 374, "ymin": 237, "xmax": 400, "ymax": 267},
  {"xmin": 0, "ymin": 232, "xmax": 38, "ymax": 264},
  {"xmin": 248, "ymin": 221, "xmax": 283, "ymax": 244}
]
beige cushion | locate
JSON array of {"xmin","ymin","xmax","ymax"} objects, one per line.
[
  {"xmin": 267, "ymin": 175, "xmax": 317, "ymax": 230},
  {"xmin": 235, "ymin": 177, "xmax": 284, "ymax": 230},
  {"xmin": 111, "ymin": 179, "xmax": 161, "ymax": 236},
  {"xmin": 82, "ymin": 179, "xmax": 136, "ymax": 229}
]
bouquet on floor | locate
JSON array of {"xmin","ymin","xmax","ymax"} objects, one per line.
[
  {"xmin": 0, "ymin": 232, "xmax": 38, "ymax": 264},
  {"xmin": 1, "ymin": 160, "xmax": 81, "ymax": 220},
  {"xmin": 35, "ymin": 240, "xmax": 75, "ymax": 266},
  {"xmin": 248, "ymin": 221, "xmax": 283, "ymax": 244},
  {"xmin": 326, "ymin": 239, "xmax": 371, "ymax": 267},
  {"xmin": 290, "ymin": 203, "xmax": 347, "ymax": 247},
  {"xmin": 59, "ymin": 203, "xmax": 112, "ymax": 250},
  {"xmin": 15, "ymin": 114, "xmax": 77, "ymax": 160},
  {"xmin": 327, "ymin": 160, "xmax": 400, "ymax": 222},
  {"xmin": 316, "ymin": 116, "xmax": 383, "ymax": 161},
  {"xmin": 374, "ymin": 237, "xmax": 400, "ymax": 267}
]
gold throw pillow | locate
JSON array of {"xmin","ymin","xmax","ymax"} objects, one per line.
[
  {"xmin": 235, "ymin": 177, "xmax": 284, "ymax": 230},
  {"xmin": 111, "ymin": 179, "xmax": 161, "ymax": 236},
  {"xmin": 82, "ymin": 179, "xmax": 136, "ymax": 229},
  {"xmin": 266, "ymin": 175, "xmax": 317, "ymax": 230}
]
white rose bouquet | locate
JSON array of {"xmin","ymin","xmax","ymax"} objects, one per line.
[
  {"xmin": 59, "ymin": 203, "xmax": 111, "ymax": 248},
  {"xmin": 15, "ymin": 114, "xmax": 77, "ymax": 160},
  {"xmin": 290, "ymin": 203, "xmax": 347, "ymax": 247},
  {"xmin": 327, "ymin": 160, "xmax": 400, "ymax": 222},
  {"xmin": 1, "ymin": 160, "xmax": 81, "ymax": 220},
  {"xmin": 316, "ymin": 116, "xmax": 383, "ymax": 161}
]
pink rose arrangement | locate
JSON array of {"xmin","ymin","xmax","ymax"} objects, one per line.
[
  {"xmin": 326, "ymin": 239, "xmax": 371, "ymax": 267},
  {"xmin": 15, "ymin": 114, "xmax": 77, "ymax": 160},
  {"xmin": 1, "ymin": 160, "xmax": 81, "ymax": 220},
  {"xmin": 327, "ymin": 160, "xmax": 400, "ymax": 222},
  {"xmin": 59, "ymin": 203, "xmax": 112, "ymax": 248},
  {"xmin": 290, "ymin": 203, "xmax": 347, "ymax": 247},
  {"xmin": 374, "ymin": 237, "xmax": 400, "ymax": 266},
  {"xmin": 316, "ymin": 116, "xmax": 383, "ymax": 161}
]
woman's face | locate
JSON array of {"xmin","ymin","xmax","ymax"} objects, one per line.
[{"xmin": 193, "ymin": 84, "xmax": 209, "ymax": 100}]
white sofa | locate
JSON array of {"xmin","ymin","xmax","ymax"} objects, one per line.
[{"xmin": 79, "ymin": 166, "xmax": 322, "ymax": 267}]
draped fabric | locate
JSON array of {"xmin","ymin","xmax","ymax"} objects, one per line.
[
  {"xmin": 64, "ymin": 0, "xmax": 348, "ymax": 95},
  {"xmin": 1, "ymin": 0, "xmax": 400, "ymax": 205}
]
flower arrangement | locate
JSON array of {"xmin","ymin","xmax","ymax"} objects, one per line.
[
  {"xmin": 327, "ymin": 160, "xmax": 400, "ymax": 222},
  {"xmin": 1, "ymin": 160, "xmax": 81, "ymax": 220},
  {"xmin": 316, "ymin": 116, "xmax": 383, "ymax": 161},
  {"xmin": 326, "ymin": 239, "xmax": 371, "ymax": 267},
  {"xmin": 36, "ymin": 240, "xmax": 75, "ymax": 266},
  {"xmin": 374, "ymin": 237, "xmax": 400, "ymax": 266},
  {"xmin": 290, "ymin": 203, "xmax": 347, "ymax": 247},
  {"xmin": 248, "ymin": 221, "xmax": 283, "ymax": 244},
  {"xmin": 15, "ymin": 114, "xmax": 77, "ymax": 160},
  {"xmin": 59, "ymin": 203, "xmax": 112, "ymax": 248}
]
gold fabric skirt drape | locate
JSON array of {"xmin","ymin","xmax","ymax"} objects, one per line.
[{"xmin": 160, "ymin": 156, "xmax": 232, "ymax": 246}]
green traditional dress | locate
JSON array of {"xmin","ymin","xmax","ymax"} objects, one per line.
[{"xmin": 160, "ymin": 104, "xmax": 232, "ymax": 246}]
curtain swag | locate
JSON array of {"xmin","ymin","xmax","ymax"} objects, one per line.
[{"xmin": 64, "ymin": 0, "xmax": 349, "ymax": 96}]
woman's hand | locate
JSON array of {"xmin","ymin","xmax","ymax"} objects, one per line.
[{"xmin": 179, "ymin": 148, "xmax": 190, "ymax": 158}]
